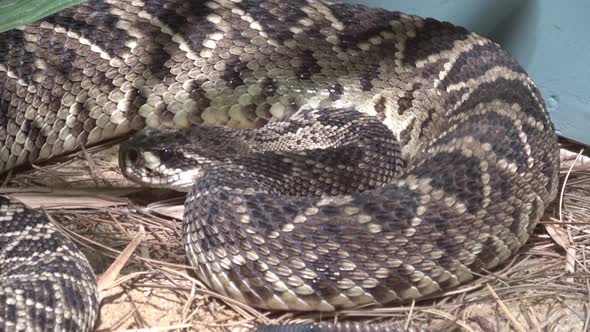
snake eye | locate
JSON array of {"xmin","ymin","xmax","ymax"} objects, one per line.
[{"xmin": 159, "ymin": 148, "xmax": 175, "ymax": 162}]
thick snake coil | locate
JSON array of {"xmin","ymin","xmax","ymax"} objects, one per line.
[{"xmin": 0, "ymin": 0, "xmax": 559, "ymax": 330}]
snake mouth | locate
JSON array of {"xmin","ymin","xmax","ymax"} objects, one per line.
[{"xmin": 118, "ymin": 144, "xmax": 199, "ymax": 191}]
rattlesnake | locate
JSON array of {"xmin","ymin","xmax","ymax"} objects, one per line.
[{"xmin": 0, "ymin": 0, "xmax": 559, "ymax": 330}]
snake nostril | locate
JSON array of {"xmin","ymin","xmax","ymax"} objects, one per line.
[{"xmin": 126, "ymin": 148, "xmax": 139, "ymax": 164}]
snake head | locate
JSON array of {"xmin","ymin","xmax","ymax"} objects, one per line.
[
  {"xmin": 118, "ymin": 126, "xmax": 252, "ymax": 191},
  {"xmin": 118, "ymin": 127, "xmax": 202, "ymax": 191}
]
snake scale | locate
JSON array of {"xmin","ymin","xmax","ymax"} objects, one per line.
[{"xmin": 0, "ymin": 0, "xmax": 560, "ymax": 330}]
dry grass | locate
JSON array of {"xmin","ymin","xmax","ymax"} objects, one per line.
[{"xmin": 1, "ymin": 142, "xmax": 589, "ymax": 332}]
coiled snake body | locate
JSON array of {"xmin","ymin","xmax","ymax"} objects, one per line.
[{"xmin": 0, "ymin": 0, "xmax": 559, "ymax": 330}]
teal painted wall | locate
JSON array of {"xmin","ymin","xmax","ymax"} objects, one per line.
[{"xmin": 348, "ymin": 1, "xmax": 590, "ymax": 144}]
